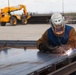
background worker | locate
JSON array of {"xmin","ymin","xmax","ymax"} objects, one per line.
[{"xmin": 36, "ymin": 13, "xmax": 76, "ymax": 53}]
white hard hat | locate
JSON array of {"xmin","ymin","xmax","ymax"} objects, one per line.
[
  {"xmin": 51, "ymin": 13, "xmax": 65, "ymax": 36},
  {"xmin": 51, "ymin": 13, "xmax": 64, "ymax": 26}
]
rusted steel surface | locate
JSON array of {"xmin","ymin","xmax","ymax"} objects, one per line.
[{"xmin": 0, "ymin": 48, "xmax": 76, "ymax": 75}]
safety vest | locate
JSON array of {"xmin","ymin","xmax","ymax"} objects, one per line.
[{"xmin": 48, "ymin": 25, "xmax": 72, "ymax": 46}]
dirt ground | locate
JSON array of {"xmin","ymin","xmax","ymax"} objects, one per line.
[{"xmin": 0, "ymin": 24, "xmax": 76, "ymax": 40}]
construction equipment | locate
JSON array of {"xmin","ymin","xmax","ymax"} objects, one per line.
[{"xmin": 0, "ymin": 4, "xmax": 31, "ymax": 26}]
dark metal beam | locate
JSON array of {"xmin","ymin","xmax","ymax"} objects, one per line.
[
  {"xmin": 0, "ymin": 40, "xmax": 36, "ymax": 49},
  {"xmin": 48, "ymin": 61, "xmax": 76, "ymax": 75}
]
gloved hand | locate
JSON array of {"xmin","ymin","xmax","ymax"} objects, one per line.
[
  {"xmin": 39, "ymin": 43, "xmax": 49, "ymax": 52},
  {"xmin": 53, "ymin": 44, "xmax": 71, "ymax": 54},
  {"xmin": 39, "ymin": 43, "xmax": 72, "ymax": 54},
  {"xmin": 38, "ymin": 43, "xmax": 58, "ymax": 53}
]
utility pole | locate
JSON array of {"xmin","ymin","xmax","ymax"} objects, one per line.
[
  {"xmin": 8, "ymin": 0, "xmax": 10, "ymax": 7},
  {"xmin": 62, "ymin": 0, "xmax": 64, "ymax": 16},
  {"xmin": 8, "ymin": 0, "xmax": 10, "ymax": 14}
]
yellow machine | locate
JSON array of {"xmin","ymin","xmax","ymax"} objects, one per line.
[{"xmin": 0, "ymin": 4, "xmax": 31, "ymax": 26}]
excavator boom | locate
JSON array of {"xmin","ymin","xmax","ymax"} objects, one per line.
[{"xmin": 1, "ymin": 5, "xmax": 27, "ymax": 14}]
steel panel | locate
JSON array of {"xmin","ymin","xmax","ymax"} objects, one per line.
[{"xmin": 0, "ymin": 48, "xmax": 76, "ymax": 75}]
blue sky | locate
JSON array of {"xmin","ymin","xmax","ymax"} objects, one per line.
[{"xmin": 0, "ymin": 0, "xmax": 76, "ymax": 13}]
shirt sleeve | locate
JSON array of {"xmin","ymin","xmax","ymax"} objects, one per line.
[
  {"xmin": 67, "ymin": 27, "xmax": 76, "ymax": 49},
  {"xmin": 36, "ymin": 30, "xmax": 49, "ymax": 49}
]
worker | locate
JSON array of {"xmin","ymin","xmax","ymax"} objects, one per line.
[{"xmin": 36, "ymin": 13, "xmax": 76, "ymax": 54}]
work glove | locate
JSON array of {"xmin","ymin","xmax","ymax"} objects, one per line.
[
  {"xmin": 38, "ymin": 43, "xmax": 48, "ymax": 52},
  {"xmin": 53, "ymin": 44, "xmax": 71, "ymax": 54},
  {"xmin": 39, "ymin": 43, "xmax": 71, "ymax": 54},
  {"xmin": 38, "ymin": 43, "xmax": 58, "ymax": 53}
]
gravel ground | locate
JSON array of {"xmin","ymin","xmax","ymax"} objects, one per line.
[{"xmin": 0, "ymin": 24, "xmax": 76, "ymax": 40}]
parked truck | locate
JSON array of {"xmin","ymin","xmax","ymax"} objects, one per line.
[{"xmin": 0, "ymin": 4, "xmax": 31, "ymax": 26}]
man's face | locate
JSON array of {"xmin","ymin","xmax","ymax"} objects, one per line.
[{"xmin": 53, "ymin": 24, "xmax": 65, "ymax": 37}]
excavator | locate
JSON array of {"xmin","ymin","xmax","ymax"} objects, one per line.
[{"xmin": 0, "ymin": 4, "xmax": 31, "ymax": 26}]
